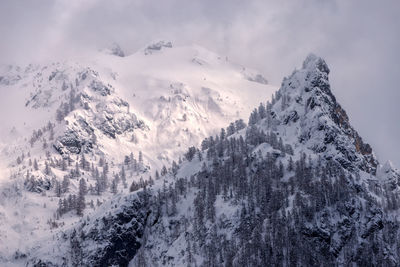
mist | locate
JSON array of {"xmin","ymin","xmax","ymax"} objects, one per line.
[{"xmin": 0, "ymin": 0, "xmax": 399, "ymax": 166}]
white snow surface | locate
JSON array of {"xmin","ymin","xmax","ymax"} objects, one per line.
[
  {"xmin": 0, "ymin": 42, "xmax": 276, "ymax": 169},
  {"xmin": 1, "ymin": 48, "xmax": 398, "ymax": 266},
  {"xmin": 0, "ymin": 42, "xmax": 276, "ymax": 263}
]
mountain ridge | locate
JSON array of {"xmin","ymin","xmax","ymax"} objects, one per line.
[
  {"xmin": 0, "ymin": 43, "xmax": 276, "ymax": 264},
  {"xmin": 1, "ymin": 52, "xmax": 400, "ymax": 266}
]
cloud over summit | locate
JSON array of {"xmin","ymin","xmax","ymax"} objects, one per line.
[{"xmin": 0, "ymin": 0, "xmax": 399, "ymax": 166}]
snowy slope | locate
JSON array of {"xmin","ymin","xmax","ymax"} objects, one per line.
[
  {"xmin": 0, "ymin": 41, "xmax": 275, "ymax": 168},
  {"xmin": 0, "ymin": 41, "xmax": 276, "ymax": 264},
  {"xmin": 126, "ymin": 54, "xmax": 400, "ymax": 266},
  {"xmin": 21, "ymin": 54, "xmax": 400, "ymax": 267},
  {"xmin": 3, "ymin": 47, "xmax": 400, "ymax": 266}
]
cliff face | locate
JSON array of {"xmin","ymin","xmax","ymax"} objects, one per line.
[{"xmin": 270, "ymin": 54, "xmax": 378, "ymax": 174}]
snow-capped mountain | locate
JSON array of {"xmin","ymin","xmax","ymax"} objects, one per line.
[
  {"xmin": 1, "ymin": 47, "xmax": 400, "ymax": 266},
  {"xmin": 0, "ymin": 41, "xmax": 275, "ymax": 265},
  {"xmin": 0, "ymin": 41, "xmax": 274, "ymax": 169},
  {"xmin": 118, "ymin": 54, "xmax": 399, "ymax": 266}
]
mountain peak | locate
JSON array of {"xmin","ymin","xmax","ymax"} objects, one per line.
[
  {"xmin": 143, "ymin": 40, "xmax": 173, "ymax": 55},
  {"xmin": 270, "ymin": 54, "xmax": 378, "ymax": 174},
  {"xmin": 302, "ymin": 53, "xmax": 330, "ymax": 74},
  {"xmin": 101, "ymin": 42, "xmax": 125, "ymax": 57},
  {"xmin": 281, "ymin": 53, "xmax": 331, "ymax": 99}
]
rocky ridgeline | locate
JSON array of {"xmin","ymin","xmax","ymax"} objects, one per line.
[
  {"xmin": 144, "ymin": 40, "xmax": 173, "ymax": 55},
  {"xmin": 269, "ymin": 54, "xmax": 378, "ymax": 174},
  {"xmin": 28, "ymin": 55, "xmax": 400, "ymax": 266},
  {"xmin": 22, "ymin": 64, "xmax": 148, "ymax": 156}
]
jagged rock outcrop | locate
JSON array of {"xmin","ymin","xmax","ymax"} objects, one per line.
[
  {"xmin": 41, "ymin": 66, "xmax": 149, "ymax": 155},
  {"xmin": 28, "ymin": 191, "xmax": 152, "ymax": 267},
  {"xmin": 78, "ymin": 192, "xmax": 151, "ymax": 267},
  {"xmin": 244, "ymin": 73, "xmax": 269, "ymax": 85},
  {"xmin": 271, "ymin": 53, "xmax": 378, "ymax": 174},
  {"xmin": 144, "ymin": 40, "xmax": 173, "ymax": 55},
  {"xmin": 109, "ymin": 43, "xmax": 125, "ymax": 57}
]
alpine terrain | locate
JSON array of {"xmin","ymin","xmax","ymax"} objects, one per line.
[{"xmin": 0, "ymin": 44, "xmax": 399, "ymax": 266}]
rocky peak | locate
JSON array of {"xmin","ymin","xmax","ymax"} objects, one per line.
[
  {"xmin": 272, "ymin": 54, "xmax": 378, "ymax": 174},
  {"xmin": 302, "ymin": 53, "xmax": 330, "ymax": 74},
  {"xmin": 377, "ymin": 160, "xmax": 400, "ymax": 182},
  {"xmin": 102, "ymin": 42, "xmax": 125, "ymax": 57},
  {"xmin": 109, "ymin": 42, "xmax": 125, "ymax": 57},
  {"xmin": 144, "ymin": 40, "xmax": 173, "ymax": 55}
]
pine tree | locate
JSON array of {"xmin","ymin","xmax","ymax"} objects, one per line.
[
  {"xmin": 138, "ymin": 151, "xmax": 143, "ymax": 168},
  {"xmin": 55, "ymin": 180, "xmax": 62, "ymax": 197},
  {"xmin": 194, "ymin": 191, "xmax": 206, "ymax": 244},
  {"xmin": 124, "ymin": 155, "xmax": 131, "ymax": 165},
  {"xmin": 100, "ymin": 173, "xmax": 108, "ymax": 191},
  {"xmin": 111, "ymin": 178, "xmax": 118, "ymax": 194},
  {"xmin": 62, "ymin": 176, "xmax": 70, "ymax": 193},
  {"xmin": 95, "ymin": 178, "xmax": 101, "ymax": 195},
  {"xmin": 185, "ymin": 146, "xmax": 196, "ymax": 161},
  {"xmin": 49, "ymin": 126, "xmax": 54, "ymax": 141},
  {"xmin": 33, "ymin": 159, "xmax": 39, "ymax": 171},
  {"xmin": 80, "ymin": 153, "xmax": 87, "ymax": 170},
  {"xmin": 248, "ymin": 108, "xmax": 260, "ymax": 125},
  {"xmin": 56, "ymin": 108, "xmax": 64, "ymax": 122},
  {"xmin": 76, "ymin": 178, "xmax": 87, "ymax": 216},
  {"xmin": 220, "ymin": 128, "xmax": 226, "ymax": 140},
  {"xmin": 171, "ymin": 161, "xmax": 179, "ymax": 177},
  {"xmin": 129, "ymin": 181, "xmax": 139, "ymax": 192},
  {"xmin": 287, "ymin": 157, "xmax": 294, "ymax": 172},
  {"xmin": 227, "ymin": 122, "xmax": 236, "ymax": 136},
  {"xmin": 70, "ymin": 229, "xmax": 83, "ymax": 265},
  {"xmin": 258, "ymin": 103, "xmax": 267, "ymax": 119},
  {"xmin": 169, "ymin": 184, "xmax": 177, "ymax": 216},
  {"xmin": 99, "ymin": 157, "xmax": 104, "ymax": 167},
  {"xmin": 197, "ymin": 150, "xmax": 203, "ymax": 161},
  {"xmin": 44, "ymin": 161, "xmax": 51, "ymax": 175},
  {"xmin": 62, "ymin": 198, "xmax": 69, "ymax": 213},
  {"xmin": 201, "ymin": 138, "xmax": 209, "ymax": 151},
  {"xmin": 120, "ymin": 166, "xmax": 127, "ymax": 187},
  {"xmin": 161, "ymin": 165, "xmax": 168, "ymax": 176},
  {"xmin": 75, "ymin": 162, "xmax": 80, "ymax": 177},
  {"xmin": 57, "ymin": 198, "xmax": 63, "ymax": 216},
  {"xmin": 61, "ymin": 159, "xmax": 67, "ymax": 171},
  {"xmin": 235, "ymin": 119, "xmax": 246, "ymax": 131},
  {"xmin": 69, "ymin": 88, "xmax": 76, "ymax": 111}
]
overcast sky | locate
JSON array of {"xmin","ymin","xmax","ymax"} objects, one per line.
[{"xmin": 0, "ymin": 0, "xmax": 399, "ymax": 167}]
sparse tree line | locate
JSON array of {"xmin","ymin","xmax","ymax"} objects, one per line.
[{"xmin": 18, "ymin": 146, "xmax": 149, "ymax": 221}]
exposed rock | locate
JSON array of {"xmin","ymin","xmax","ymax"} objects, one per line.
[
  {"xmin": 89, "ymin": 80, "xmax": 111, "ymax": 96},
  {"xmin": 109, "ymin": 43, "xmax": 125, "ymax": 57},
  {"xmin": 144, "ymin": 41, "xmax": 173, "ymax": 55},
  {"xmin": 275, "ymin": 53, "xmax": 378, "ymax": 175},
  {"xmin": 245, "ymin": 73, "xmax": 268, "ymax": 85},
  {"xmin": 80, "ymin": 193, "xmax": 150, "ymax": 266}
]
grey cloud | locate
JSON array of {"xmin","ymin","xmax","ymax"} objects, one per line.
[{"xmin": 0, "ymin": 0, "xmax": 399, "ymax": 166}]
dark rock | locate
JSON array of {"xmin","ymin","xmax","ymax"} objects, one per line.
[
  {"xmin": 24, "ymin": 177, "xmax": 51, "ymax": 193},
  {"xmin": 283, "ymin": 110, "xmax": 299, "ymax": 124},
  {"xmin": 81, "ymin": 193, "xmax": 152, "ymax": 267},
  {"xmin": 144, "ymin": 41, "xmax": 173, "ymax": 55},
  {"xmin": 90, "ymin": 80, "xmax": 111, "ymax": 96},
  {"xmin": 54, "ymin": 130, "xmax": 82, "ymax": 154}
]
